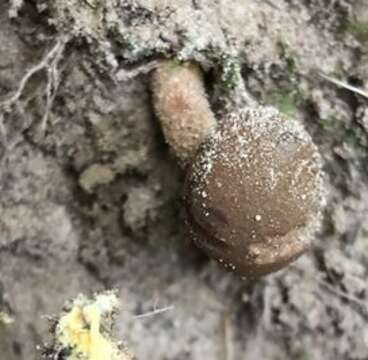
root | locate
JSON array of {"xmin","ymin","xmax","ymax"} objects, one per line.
[
  {"xmin": 115, "ymin": 60, "xmax": 160, "ymax": 82},
  {"xmin": 0, "ymin": 36, "xmax": 69, "ymax": 141}
]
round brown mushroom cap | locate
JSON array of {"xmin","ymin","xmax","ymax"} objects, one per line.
[{"xmin": 184, "ymin": 107, "xmax": 325, "ymax": 278}]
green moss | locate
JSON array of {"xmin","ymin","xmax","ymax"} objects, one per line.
[
  {"xmin": 347, "ymin": 21, "xmax": 368, "ymax": 42},
  {"xmin": 219, "ymin": 54, "xmax": 242, "ymax": 92},
  {"xmin": 300, "ymin": 351, "xmax": 312, "ymax": 360},
  {"xmin": 266, "ymin": 91, "xmax": 299, "ymax": 116},
  {"xmin": 278, "ymin": 42, "xmax": 298, "ymax": 75},
  {"xmin": 320, "ymin": 116, "xmax": 368, "ymax": 152},
  {"xmin": 203, "ymin": 44, "xmax": 243, "ymax": 94},
  {"xmin": 262, "ymin": 42, "xmax": 305, "ymax": 116},
  {"xmin": 107, "ymin": 25, "xmax": 170, "ymax": 63}
]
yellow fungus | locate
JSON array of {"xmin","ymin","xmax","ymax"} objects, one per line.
[
  {"xmin": 0, "ymin": 311, "xmax": 14, "ymax": 325},
  {"xmin": 55, "ymin": 291, "xmax": 131, "ymax": 360}
]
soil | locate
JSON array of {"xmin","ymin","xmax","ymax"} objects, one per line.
[{"xmin": 1, "ymin": 0, "xmax": 368, "ymax": 359}]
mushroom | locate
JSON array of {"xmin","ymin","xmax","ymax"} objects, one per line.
[
  {"xmin": 152, "ymin": 60, "xmax": 324, "ymax": 278},
  {"xmin": 152, "ymin": 61, "xmax": 217, "ymax": 166}
]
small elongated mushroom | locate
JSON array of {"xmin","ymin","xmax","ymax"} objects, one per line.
[
  {"xmin": 152, "ymin": 60, "xmax": 324, "ymax": 278},
  {"xmin": 152, "ymin": 61, "xmax": 216, "ymax": 166}
]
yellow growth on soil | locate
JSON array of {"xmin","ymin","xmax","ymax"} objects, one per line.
[
  {"xmin": 56, "ymin": 291, "xmax": 131, "ymax": 360},
  {"xmin": 0, "ymin": 311, "xmax": 14, "ymax": 325}
]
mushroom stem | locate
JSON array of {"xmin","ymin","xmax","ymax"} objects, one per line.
[{"xmin": 152, "ymin": 60, "xmax": 217, "ymax": 166}]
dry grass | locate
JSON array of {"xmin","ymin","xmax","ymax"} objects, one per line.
[{"xmin": 319, "ymin": 73, "xmax": 368, "ymax": 99}]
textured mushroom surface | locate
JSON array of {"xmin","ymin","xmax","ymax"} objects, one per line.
[
  {"xmin": 184, "ymin": 107, "xmax": 324, "ymax": 278},
  {"xmin": 152, "ymin": 61, "xmax": 217, "ymax": 165}
]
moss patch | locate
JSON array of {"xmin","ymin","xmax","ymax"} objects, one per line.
[
  {"xmin": 347, "ymin": 20, "xmax": 368, "ymax": 42},
  {"xmin": 266, "ymin": 90, "xmax": 301, "ymax": 116}
]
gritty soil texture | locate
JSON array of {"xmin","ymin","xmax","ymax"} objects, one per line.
[{"xmin": 1, "ymin": 0, "xmax": 368, "ymax": 359}]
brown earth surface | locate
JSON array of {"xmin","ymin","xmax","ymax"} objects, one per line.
[{"xmin": 1, "ymin": 1, "xmax": 368, "ymax": 359}]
